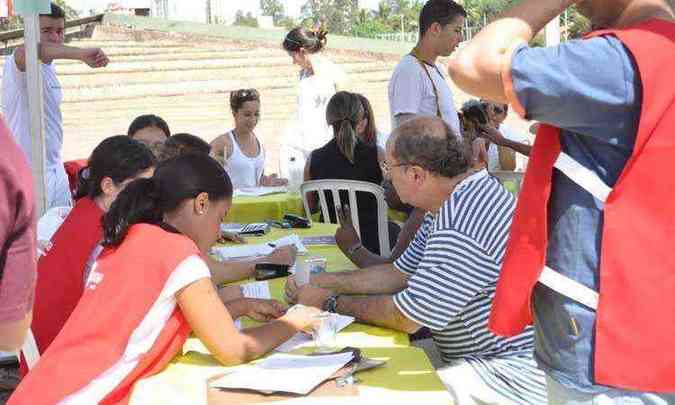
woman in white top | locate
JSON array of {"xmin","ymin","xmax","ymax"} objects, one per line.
[
  {"xmin": 279, "ymin": 26, "xmax": 347, "ymax": 177},
  {"xmin": 210, "ymin": 89, "xmax": 287, "ymax": 189},
  {"xmin": 482, "ymin": 102, "xmax": 532, "ymax": 172}
]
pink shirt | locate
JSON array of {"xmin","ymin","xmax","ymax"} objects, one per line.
[{"xmin": 0, "ymin": 117, "xmax": 37, "ymax": 322}]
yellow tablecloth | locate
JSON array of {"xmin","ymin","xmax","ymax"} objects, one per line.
[
  {"xmin": 129, "ymin": 224, "xmax": 452, "ymax": 404},
  {"xmin": 227, "ymin": 193, "xmax": 305, "ymax": 224}
]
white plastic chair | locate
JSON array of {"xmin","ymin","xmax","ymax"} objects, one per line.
[
  {"xmin": 17, "ymin": 329, "xmax": 40, "ymax": 370},
  {"xmin": 300, "ymin": 179, "xmax": 391, "ymax": 257}
]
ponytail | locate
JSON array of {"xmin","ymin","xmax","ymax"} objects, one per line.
[
  {"xmin": 102, "ymin": 178, "xmax": 162, "ymax": 247},
  {"xmin": 335, "ymin": 118, "xmax": 358, "ymax": 164},
  {"xmin": 326, "ymin": 91, "xmax": 364, "ymax": 164},
  {"xmin": 102, "ymin": 154, "xmax": 233, "ymax": 247}
]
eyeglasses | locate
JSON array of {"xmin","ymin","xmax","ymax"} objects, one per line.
[{"xmin": 380, "ymin": 161, "xmax": 409, "ymax": 176}]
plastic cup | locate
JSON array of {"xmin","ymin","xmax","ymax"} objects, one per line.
[
  {"xmin": 312, "ymin": 313, "xmax": 337, "ymax": 352},
  {"xmin": 294, "ymin": 260, "xmax": 310, "ymax": 286}
]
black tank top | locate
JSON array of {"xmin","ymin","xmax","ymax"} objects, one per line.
[{"xmin": 309, "ymin": 139, "xmax": 385, "ymax": 254}]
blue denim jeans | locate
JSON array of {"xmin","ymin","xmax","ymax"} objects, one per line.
[{"xmin": 546, "ymin": 375, "xmax": 675, "ymax": 405}]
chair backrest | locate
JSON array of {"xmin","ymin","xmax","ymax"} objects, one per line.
[
  {"xmin": 18, "ymin": 328, "xmax": 40, "ymax": 370},
  {"xmin": 491, "ymin": 171, "xmax": 524, "ymax": 194},
  {"xmin": 301, "ymin": 179, "xmax": 391, "ymax": 257}
]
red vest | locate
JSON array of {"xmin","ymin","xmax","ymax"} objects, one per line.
[
  {"xmin": 489, "ymin": 19, "xmax": 675, "ymax": 392},
  {"xmin": 20, "ymin": 197, "xmax": 104, "ymax": 376},
  {"xmin": 10, "ymin": 224, "xmax": 200, "ymax": 405}
]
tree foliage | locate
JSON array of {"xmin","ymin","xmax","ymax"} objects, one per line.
[{"xmin": 260, "ymin": 0, "xmax": 285, "ymax": 24}]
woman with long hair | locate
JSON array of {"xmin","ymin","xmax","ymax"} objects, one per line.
[
  {"xmin": 11, "ymin": 154, "xmax": 319, "ymax": 404},
  {"xmin": 279, "ymin": 26, "xmax": 347, "ymax": 177}
]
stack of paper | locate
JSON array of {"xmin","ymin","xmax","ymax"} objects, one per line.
[
  {"xmin": 211, "ymin": 234, "xmax": 307, "ymax": 261},
  {"xmin": 233, "ymin": 186, "xmax": 288, "ymax": 197},
  {"xmin": 209, "ymin": 352, "xmax": 354, "ymax": 395}
]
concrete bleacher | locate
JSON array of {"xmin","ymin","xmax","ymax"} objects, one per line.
[{"xmin": 0, "ymin": 14, "xmax": 528, "ymax": 172}]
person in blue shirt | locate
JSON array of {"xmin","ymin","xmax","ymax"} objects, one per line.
[{"xmin": 448, "ymin": 0, "xmax": 675, "ymax": 403}]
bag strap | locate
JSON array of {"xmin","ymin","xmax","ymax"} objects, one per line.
[{"xmin": 410, "ymin": 48, "xmax": 443, "ymax": 119}]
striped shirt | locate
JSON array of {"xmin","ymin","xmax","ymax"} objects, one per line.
[{"xmin": 393, "ymin": 170, "xmax": 547, "ymax": 405}]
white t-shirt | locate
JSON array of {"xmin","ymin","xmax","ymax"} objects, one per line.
[
  {"xmin": 1, "ymin": 52, "xmax": 71, "ymax": 208},
  {"xmin": 293, "ymin": 55, "xmax": 345, "ymax": 154},
  {"xmin": 487, "ymin": 124, "xmax": 530, "ymax": 172},
  {"xmin": 388, "ymin": 54, "xmax": 461, "ymax": 137}
]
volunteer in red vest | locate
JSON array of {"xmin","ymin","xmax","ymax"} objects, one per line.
[
  {"xmin": 9, "ymin": 154, "xmax": 320, "ymax": 405},
  {"xmin": 23, "ymin": 136, "xmax": 156, "ymax": 376},
  {"xmin": 449, "ymin": 0, "xmax": 675, "ymax": 402}
]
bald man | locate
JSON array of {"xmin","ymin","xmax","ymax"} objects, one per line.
[
  {"xmin": 449, "ymin": 0, "xmax": 675, "ymax": 402},
  {"xmin": 286, "ymin": 117, "xmax": 546, "ymax": 405}
]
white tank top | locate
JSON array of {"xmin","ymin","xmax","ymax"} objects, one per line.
[{"xmin": 223, "ymin": 130, "xmax": 265, "ymax": 189}]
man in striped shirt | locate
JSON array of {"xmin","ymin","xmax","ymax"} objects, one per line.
[{"xmin": 286, "ymin": 116, "xmax": 546, "ymax": 405}]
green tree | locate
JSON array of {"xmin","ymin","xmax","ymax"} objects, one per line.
[
  {"xmin": 301, "ymin": 0, "xmax": 359, "ymax": 35},
  {"xmin": 260, "ymin": 0, "xmax": 285, "ymax": 24}
]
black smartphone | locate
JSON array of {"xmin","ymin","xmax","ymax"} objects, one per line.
[{"xmin": 254, "ymin": 263, "xmax": 291, "ymax": 281}]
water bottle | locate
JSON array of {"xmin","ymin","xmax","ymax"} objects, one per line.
[{"xmin": 288, "ymin": 156, "xmax": 304, "ymax": 194}]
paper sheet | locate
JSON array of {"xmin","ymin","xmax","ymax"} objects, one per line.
[
  {"xmin": 209, "ymin": 352, "xmax": 354, "ymax": 395},
  {"xmin": 275, "ymin": 314, "xmax": 355, "ymax": 353},
  {"xmin": 241, "ymin": 281, "xmax": 271, "ymax": 299},
  {"xmin": 233, "ymin": 186, "xmax": 287, "ymax": 197},
  {"xmin": 211, "ymin": 234, "xmax": 307, "ymax": 260}
]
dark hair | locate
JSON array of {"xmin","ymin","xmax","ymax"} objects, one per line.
[
  {"xmin": 102, "ymin": 154, "xmax": 233, "ymax": 247},
  {"xmin": 355, "ymin": 93, "xmax": 377, "ymax": 145},
  {"xmin": 393, "ymin": 118, "xmax": 469, "ymax": 178},
  {"xmin": 460, "ymin": 100, "xmax": 489, "ymax": 142},
  {"xmin": 326, "ymin": 91, "xmax": 364, "ymax": 164},
  {"xmin": 230, "ymin": 88, "xmax": 260, "ymax": 113},
  {"xmin": 74, "ymin": 135, "xmax": 156, "ymax": 200},
  {"xmin": 158, "ymin": 133, "xmax": 211, "ymax": 161},
  {"xmin": 419, "ymin": 0, "xmax": 467, "ymax": 37},
  {"xmin": 127, "ymin": 114, "xmax": 171, "ymax": 139},
  {"xmin": 282, "ymin": 27, "xmax": 327, "ymax": 54},
  {"xmin": 40, "ymin": 3, "xmax": 66, "ymax": 20}
]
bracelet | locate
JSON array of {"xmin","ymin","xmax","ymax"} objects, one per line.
[{"xmin": 346, "ymin": 242, "xmax": 363, "ymax": 256}]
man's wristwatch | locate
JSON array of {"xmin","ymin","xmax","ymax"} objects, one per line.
[
  {"xmin": 346, "ymin": 242, "xmax": 363, "ymax": 256},
  {"xmin": 323, "ymin": 294, "xmax": 339, "ymax": 313}
]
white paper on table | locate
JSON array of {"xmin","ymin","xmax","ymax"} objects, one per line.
[
  {"xmin": 209, "ymin": 352, "xmax": 353, "ymax": 395},
  {"xmin": 241, "ymin": 281, "xmax": 271, "ymax": 299},
  {"xmin": 233, "ymin": 186, "xmax": 287, "ymax": 197},
  {"xmin": 211, "ymin": 234, "xmax": 307, "ymax": 260},
  {"xmin": 275, "ymin": 314, "xmax": 355, "ymax": 353}
]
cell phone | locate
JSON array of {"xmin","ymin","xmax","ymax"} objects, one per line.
[
  {"xmin": 283, "ymin": 214, "xmax": 311, "ymax": 229},
  {"xmin": 254, "ymin": 263, "xmax": 291, "ymax": 281}
]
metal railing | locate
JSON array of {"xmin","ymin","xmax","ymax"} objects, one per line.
[{"xmin": 0, "ymin": 14, "xmax": 104, "ymax": 50}]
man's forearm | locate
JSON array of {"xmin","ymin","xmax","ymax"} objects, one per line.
[
  {"xmin": 449, "ymin": 0, "xmax": 577, "ymax": 101},
  {"xmin": 336, "ymin": 295, "xmax": 420, "ymax": 334},
  {"xmin": 313, "ymin": 264, "xmax": 407, "ymax": 295}
]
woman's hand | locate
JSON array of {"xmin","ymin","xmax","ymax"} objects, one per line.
[
  {"xmin": 245, "ymin": 298, "xmax": 287, "ymax": 322},
  {"xmin": 261, "ymin": 174, "xmax": 289, "ymax": 186},
  {"xmin": 282, "ymin": 304, "xmax": 322, "ymax": 332}
]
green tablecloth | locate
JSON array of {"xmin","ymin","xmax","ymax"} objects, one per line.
[
  {"xmin": 227, "ymin": 193, "xmax": 305, "ymax": 224},
  {"xmin": 129, "ymin": 224, "xmax": 452, "ymax": 404}
]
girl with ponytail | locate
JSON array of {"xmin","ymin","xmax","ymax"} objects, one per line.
[
  {"xmin": 303, "ymin": 92, "xmax": 388, "ymax": 254},
  {"xmin": 22, "ymin": 135, "xmax": 156, "ymax": 376},
  {"xmin": 279, "ymin": 25, "xmax": 348, "ymax": 178},
  {"xmin": 11, "ymin": 154, "xmax": 320, "ymax": 405}
]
